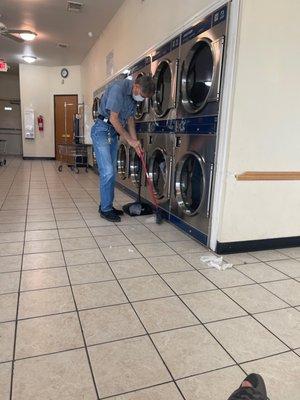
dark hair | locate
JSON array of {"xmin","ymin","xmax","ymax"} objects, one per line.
[{"xmin": 135, "ymin": 75, "xmax": 155, "ymax": 97}]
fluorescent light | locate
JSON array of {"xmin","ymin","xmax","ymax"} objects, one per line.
[
  {"xmin": 204, "ymin": 81, "xmax": 212, "ymax": 87},
  {"xmin": 4, "ymin": 106, "xmax": 12, "ymax": 111},
  {"xmin": 20, "ymin": 32, "xmax": 37, "ymax": 41},
  {"xmin": 22, "ymin": 55, "xmax": 37, "ymax": 64}
]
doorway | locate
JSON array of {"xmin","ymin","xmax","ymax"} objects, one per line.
[
  {"xmin": 0, "ymin": 66, "xmax": 23, "ymax": 156},
  {"xmin": 54, "ymin": 95, "xmax": 78, "ymax": 158}
]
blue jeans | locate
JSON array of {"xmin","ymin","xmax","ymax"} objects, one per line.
[{"xmin": 91, "ymin": 120, "xmax": 118, "ymax": 212}]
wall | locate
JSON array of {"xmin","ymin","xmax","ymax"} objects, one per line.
[
  {"xmin": 217, "ymin": 0, "xmax": 300, "ymax": 242},
  {"xmin": 81, "ymin": 0, "xmax": 220, "ymax": 143},
  {"xmin": 0, "ymin": 72, "xmax": 22, "ymax": 154},
  {"xmin": 19, "ymin": 64, "xmax": 82, "ymax": 157}
]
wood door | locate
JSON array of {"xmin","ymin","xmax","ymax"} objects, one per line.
[{"xmin": 54, "ymin": 95, "xmax": 78, "ymax": 158}]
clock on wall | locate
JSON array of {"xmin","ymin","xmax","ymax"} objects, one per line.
[{"xmin": 61, "ymin": 68, "xmax": 69, "ymax": 78}]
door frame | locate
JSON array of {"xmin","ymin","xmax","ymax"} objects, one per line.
[{"xmin": 54, "ymin": 94, "xmax": 78, "ymax": 158}]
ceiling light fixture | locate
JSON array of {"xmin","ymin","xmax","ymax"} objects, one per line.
[
  {"xmin": 22, "ymin": 55, "xmax": 37, "ymax": 63},
  {"xmin": 19, "ymin": 31, "xmax": 37, "ymax": 41}
]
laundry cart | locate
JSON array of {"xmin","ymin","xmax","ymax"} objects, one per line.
[
  {"xmin": 57, "ymin": 143, "xmax": 88, "ymax": 173},
  {"xmin": 0, "ymin": 139, "xmax": 7, "ymax": 166}
]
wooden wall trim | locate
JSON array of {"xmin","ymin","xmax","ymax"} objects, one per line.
[{"xmin": 235, "ymin": 171, "xmax": 300, "ymax": 181}]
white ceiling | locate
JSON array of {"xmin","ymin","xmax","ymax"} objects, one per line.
[{"xmin": 0, "ymin": 0, "xmax": 125, "ymax": 67}]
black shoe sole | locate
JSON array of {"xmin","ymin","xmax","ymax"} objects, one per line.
[{"xmin": 100, "ymin": 213, "xmax": 121, "ymax": 223}]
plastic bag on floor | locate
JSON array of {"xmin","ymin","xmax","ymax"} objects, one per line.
[
  {"xmin": 129, "ymin": 203, "xmax": 142, "ymax": 215},
  {"xmin": 200, "ymin": 254, "xmax": 233, "ymax": 271}
]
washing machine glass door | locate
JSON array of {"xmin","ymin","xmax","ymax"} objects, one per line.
[
  {"xmin": 149, "ymin": 148, "xmax": 168, "ymax": 200},
  {"xmin": 92, "ymin": 97, "xmax": 99, "ymax": 121},
  {"xmin": 175, "ymin": 152, "xmax": 205, "ymax": 215},
  {"xmin": 135, "ymin": 73, "xmax": 146, "ymax": 120},
  {"xmin": 153, "ymin": 61, "xmax": 172, "ymax": 117},
  {"xmin": 117, "ymin": 144, "xmax": 127, "ymax": 180},
  {"xmin": 182, "ymin": 40, "xmax": 214, "ymax": 113},
  {"xmin": 129, "ymin": 149, "xmax": 141, "ymax": 187}
]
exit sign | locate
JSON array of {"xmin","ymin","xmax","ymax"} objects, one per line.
[{"xmin": 0, "ymin": 61, "xmax": 8, "ymax": 72}]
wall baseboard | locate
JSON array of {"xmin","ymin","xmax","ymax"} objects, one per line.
[
  {"xmin": 23, "ymin": 156, "xmax": 55, "ymax": 160},
  {"xmin": 216, "ymin": 236, "xmax": 300, "ymax": 254}
]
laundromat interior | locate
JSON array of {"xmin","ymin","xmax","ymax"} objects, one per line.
[{"xmin": 0, "ymin": 1, "xmax": 299, "ymax": 399}]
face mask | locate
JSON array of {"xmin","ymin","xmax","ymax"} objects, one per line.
[{"xmin": 133, "ymin": 94, "xmax": 144, "ymax": 102}]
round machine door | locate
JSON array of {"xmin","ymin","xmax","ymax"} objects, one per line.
[
  {"xmin": 117, "ymin": 143, "xmax": 128, "ymax": 180},
  {"xmin": 153, "ymin": 60, "xmax": 172, "ymax": 117},
  {"xmin": 175, "ymin": 152, "xmax": 205, "ymax": 215},
  {"xmin": 129, "ymin": 149, "xmax": 142, "ymax": 187},
  {"xmin": 181, "ymin": 39, "xmax": 214, "ymax": 113},
  {"xmin": 135, "ymin": 73, "xmax": 146, "ymax": 120},
  {"xmin": 149, "ymin": 148, "xmax": 168, "ymax": 200},
  {"xmin": 92, "ymin": 97, "xmax": 99, "ymax": 121}
]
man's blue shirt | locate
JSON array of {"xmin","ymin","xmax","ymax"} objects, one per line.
[{"xmin": 99, "ymin": 78, "xmax": 136, "ymax": 126}]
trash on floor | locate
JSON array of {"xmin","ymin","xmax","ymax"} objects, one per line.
[
  {"xmin": 200, "ymin": 254, "xmax": 233, "ymax": 271},
  {"xmin": 122, "ymin": 201, "xmax": 153, "ymax": 216}
]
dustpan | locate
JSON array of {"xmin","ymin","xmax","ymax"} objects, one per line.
[{"xmin": 122, "ymin": 152, "xmax": 153, "ymax": 217}]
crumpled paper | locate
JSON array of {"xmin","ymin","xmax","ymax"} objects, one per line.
[{"xmin": 200, "ymin": 255, "xmax": 233, "ymax": 271}]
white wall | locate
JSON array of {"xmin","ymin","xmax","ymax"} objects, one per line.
[
  {"xmin": 81, "ymin": 0, "xmax": 220, "ymax": 143},
  {"xmin": 0, "ymin": 72, "xmax": 22, "ymax": 155},
  {"xmin": 218, "ymin": 0, "xmax": 300, "ymax": 242},
  {"xmin": 19, "ymin": 64, "xmax": 82, "ymax": 158}
]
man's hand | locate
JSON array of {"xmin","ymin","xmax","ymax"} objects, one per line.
[{"xmin": 128, "ymin": 138, "xmax": 142, "ymax": 157}]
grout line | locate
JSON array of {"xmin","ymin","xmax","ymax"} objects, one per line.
[
  {"xmin": 41, "ymin": 161, "xmax": 101, "ymax": 400},
  {"xmin": 12, "ymin": 345, "xmax": 85, "ymax": 363},
  {"xmin": 230, "ymin": 265, "xmax": 300, "ymax": 311},
  {"xmin": 245, "ymin": 252, "xmax": 300, "ymax": 284},
  {"xmin": 9, "ymin": 159, "xmax": 32, "ymax": 400}
]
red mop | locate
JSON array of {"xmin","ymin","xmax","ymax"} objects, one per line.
[{"xmin": 139, "ymin": 149, "xmax": 163, "ymax": 224}]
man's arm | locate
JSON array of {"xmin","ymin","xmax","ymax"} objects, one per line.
[
  {"xmin": 109, "ymin": 112, "xmax": 138, "ymax": 148},
  {"xmin": 127, "ymin": 116, "xmax": 137, "ymax": 141}
]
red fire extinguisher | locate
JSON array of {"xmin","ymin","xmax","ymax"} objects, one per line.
[{"xmin": 37, "ymin": 115, "xmax": 44, "ymax": 132}]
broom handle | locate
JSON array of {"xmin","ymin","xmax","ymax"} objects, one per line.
[
  {"xmin": 139, "ymin": 150, "xmax": 159, "ymax": 208},
  {"xmin": 138, "ymin": 155, "xmax": 142, "ymax": 202}
]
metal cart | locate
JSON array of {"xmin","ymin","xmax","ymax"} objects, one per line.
[
  {"xmin": 57, "ymin": 143, "xmax": 88, "ymax": 173},
  {"xmin": 0, "ymin": 139, "xmax": 7, "ymax": 166}
]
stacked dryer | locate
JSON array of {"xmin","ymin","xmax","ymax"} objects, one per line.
[
  {"xmin": 170, "ymin": 4, "xmax": 228, "ymax": 244},
  {"xmin": 145, "ymin": 35, "xmax": 180, "ymax": 215}
]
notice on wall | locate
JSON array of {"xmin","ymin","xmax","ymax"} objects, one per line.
[
  {"xmin": 24, "ymin": 108, "xmax": 35, "ymax": 139},
  {"xmin": 106, "ymin": 50, "xmax": 114, "ymax": 78}
]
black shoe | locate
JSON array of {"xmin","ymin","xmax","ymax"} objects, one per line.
[
  {"xmin": 100, "ymin": 210, "xmax": 121, "ymax": 223},
  {"xmin": 112, "ymin": 207, "xmax": 124, "ymax": 216},
  {"xmin": 228, "ymin": 374, "xmax": 268, "ymax": 400},
  {"xmin": 99, "ymin": 205, "xmax": 124, "ymax": 216}
]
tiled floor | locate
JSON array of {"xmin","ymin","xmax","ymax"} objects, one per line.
[{"xmin": 0, "ymin": 157, "xmax": 299, "ymax": 400}]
